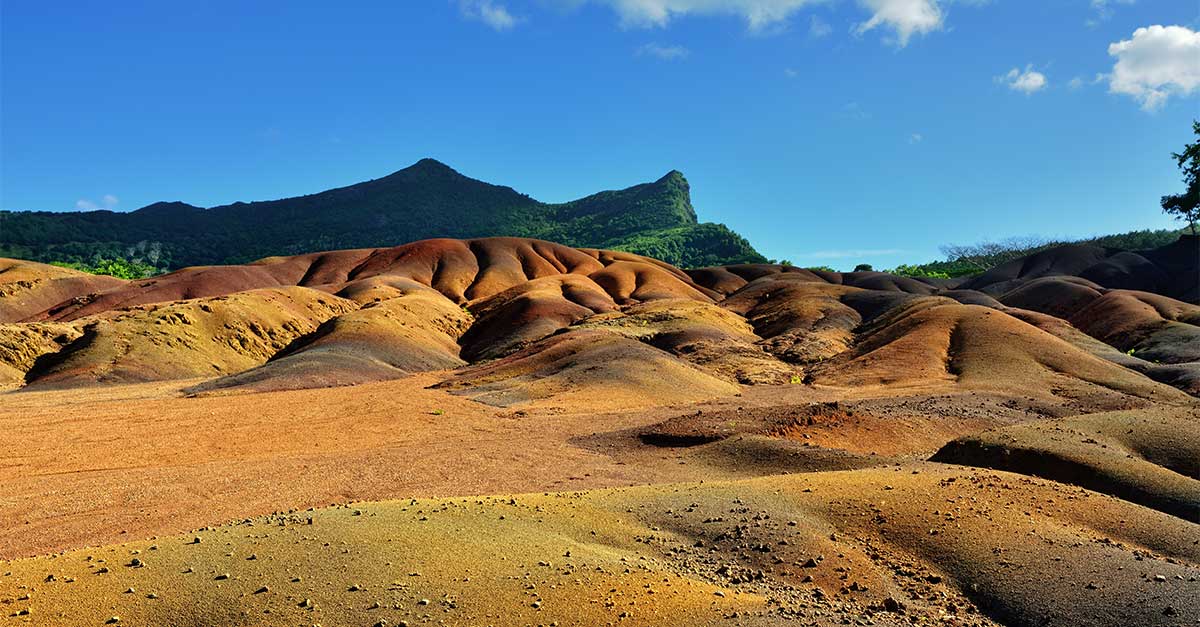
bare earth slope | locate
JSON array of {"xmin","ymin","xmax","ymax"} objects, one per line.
[{"xmin": 0, "ymin": 236, "xmax": 1197, "ymax": 627}]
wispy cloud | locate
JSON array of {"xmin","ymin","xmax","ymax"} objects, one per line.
[
  {"xmin": 636, "ymin": 42, "xmax": 690, "ymax": 60},
  {"xmin": 809, "ymin": 14, "xmax": 832, "ymax": 38},
  {"xmin": 908, "ymin": 132, "xmax": 923, "ymax": 144},
  {"xmin": 996, "ymin": 64, "xmax": 1048, "ymax": 94},
  {"xmin": 562, "ymin": 0, "xmax": 987, "ymax": 45},
  {"xmin": 784, "ymin": 67, "xmax": 799, "ymax": 78},
  {"xmin": 586, "ymin": 0, "xmax": 820, "ymax": 31},
  {"xmin": 837, "ymin": 101, "xmax": 871, "ymax": 120},
  {"xmin": 807, "ymin": 248, "xmax": 907, "ymax": 259},
  {"xmin": 458, "ymin": 0, "xmax": 520, "ymax": 31},
  {"xmin": 76, "ymin": 194, "xmax": 119, "ymax": 211},
  {"xmin": 1087, "ymin": 0, "xmax": 1135, "ymax": 27},
  {"xmin": 1106, "ymin": 25, "xmax": 1200, "ymax": 111}
]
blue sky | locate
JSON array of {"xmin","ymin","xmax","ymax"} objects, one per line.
[{"xmin": 2, "ymin": 0, "xmax": 1198, "ymax": 269}]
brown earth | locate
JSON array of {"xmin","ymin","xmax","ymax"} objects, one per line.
[{"xmin": 0, "ymin": 236, "xmax": 1197, "ymax": 626}]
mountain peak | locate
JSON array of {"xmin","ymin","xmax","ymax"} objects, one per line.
[{"xmin": 657, "ymin": 170, "xmax": 686, "ymax": 183}]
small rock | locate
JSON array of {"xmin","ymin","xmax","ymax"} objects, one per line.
[
  {"xmin": 417, "ymin": 598, "xmax": 430, "ymax": 606},
  {"xmin": 255, "ymin": 586, "xmax": 269, "ymax": 594},
  {"xmin": 214, "ymin": 573, "xmax": 230, "ymax": 581},
  {"xmin": 1153, "ymin": 574, "xmax": 1167, "ymax": 582}
]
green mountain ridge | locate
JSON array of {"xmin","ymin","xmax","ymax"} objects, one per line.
[{"xmin": 0, "ymin": 159, "xmax": 766, "ymax": 270}]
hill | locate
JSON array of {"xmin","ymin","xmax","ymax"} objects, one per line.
[{"xmin": 0, "ymin": 159, "xmax": 765, "ymax": 270}]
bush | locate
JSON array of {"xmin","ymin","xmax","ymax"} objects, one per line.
[{"xmin": 50, "ymin": 257, "xmax": 160, "ymax": 279}]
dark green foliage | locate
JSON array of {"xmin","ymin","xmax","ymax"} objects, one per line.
[
  {"xmin": 853, "ymin": 263, "xmax": 873, "ymax": 272},
  {"xmin": 805, "ymin": 265, "xmax": 837, "ymax": 273},
  {"xmin": 1161, "ymin": 120, "xmax": 1200, "ymax": 235},
  {"xmin": 607, "ymin": 223, "xmax": 766, "ymax": 268},
  {"xmin": 0, "ymin": 160, "xmax": 765, "ymax": 270}
]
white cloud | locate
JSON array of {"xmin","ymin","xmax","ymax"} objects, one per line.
[
  {"xmin": 636, "ymin": 42, "xmax": 690, "ymax": 59},
  {"xmin": 76, "ymin": 195, "xmax": 119, "ymax": 211},
  {"xmin": 582, "ymin": 0, "xmax": 819, "ymax": 31},
  {"xmin": 809, "ymin": 14, "xmax": 832, "ymax": 38},
  {"xmin": 567, "ymin": 0, "xmax": 984, "ymax": 43},
  {"xmin": 459, "ymin": 0, "xmax": 520, "ymax": 30},
  {"xmin": 908, "ymin": 132, "xmax": 923, "ymax": 144},
  {"xmin": 1107, "ymin": 25, "xmax": 1200, "ymax": 112},
  {"xmin": 807, "ymin": 248, "xmax": 907, "ymax": 259},
  {"xmin": 997, "ymin": 65, "xmax": 1048, "ymax": 94},
  {"xmin": 1067, "ymin": 76, "xmax": 1085, "ymax": 90},
  {"xmin": 784, "ymin": 67, "xmax": 799, "ymax": 78},
  {"xmin": 855, "ymin": 0, "xmax": 943, "ymax": 47}
]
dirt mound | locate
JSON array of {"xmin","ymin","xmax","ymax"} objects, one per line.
[
  {"xmin": 0, "ymin": 322, "xmax": 81, "ymax": 388},
  {"xmin": 966, "ymin": 237, "xmax": 1200, "ymax": 303},
  {"xmin": 932, "ymin": 407, "xmax": 1200, "ymax": 520},
  {"xmin": 574, "ymin": 298, "xmax": 796, "ymax": 384},
  {"xmin": 436, "ymin": 328, "xmax": 740, "ymax": 410},
  {"xmin": 809, "ymin": 301, "xmax": 1191, "ymax": 407},
  {"xmin": 23, "ymin": 287, "xmax": 357, "ymax": 388},
  {"xmin": 459, "ymin": 275, "xmax": 618, "ymax": 361},
  {"xmin": 997, "ymin": 275, "xmax": 1104, "ymax": 318},
  {"xmin": 33, "ymin": 238, "xmax": 714, "ymax": 324},
  {"xmin": 4, "ymin": 467, "xmax": 1196, "ymax": 627},
  {"xmin": 191, "ymin": 288, "xmax": 472, "ymax": 394},
  {"xmin": 0, "ymin": 258, "xmax": 125, "ymax": 323},
  {"xmin": 1069, "ymin": 290, "xmax": 1200, "ymax": 364}
]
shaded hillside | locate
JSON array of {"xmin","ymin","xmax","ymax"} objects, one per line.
[{"xmin": 0, "ymin": 159, "xmax": 765, "ymax": 269}]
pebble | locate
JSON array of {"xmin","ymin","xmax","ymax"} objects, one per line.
[{"xmin": 214, "ymin": 573, "xmax": 230, "ymax": 580}]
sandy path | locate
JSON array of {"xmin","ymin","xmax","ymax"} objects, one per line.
[{"xmin": 0, "ymin": 373, "xmax": 726, "ymax": 558}]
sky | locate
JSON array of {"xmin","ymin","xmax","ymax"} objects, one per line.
[{"xmin": 2, "ymin": 0, "xmax": 1198, "ymax": 269}]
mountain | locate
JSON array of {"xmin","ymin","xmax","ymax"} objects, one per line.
[{"xmin": 0, "ymin": 159, "xmax": 765, "ymax": 270}]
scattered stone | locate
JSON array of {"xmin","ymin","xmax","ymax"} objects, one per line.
[{"xmin": 215, "ymin": 573, "xmax": 230, "ymax": 580}]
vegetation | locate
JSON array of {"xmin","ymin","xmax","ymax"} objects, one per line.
[
  {"xmin": 50, "ymin": 256, "xmax": 160, "ymax": 279},
  {"xmin": 0, "ymin": 160, "xmax": 766, "ymax": 271},
  {"xmin": 888, "ymin": 228, "xmax": 1187, "ymax": 278},
  {"xmin": 1161, "ymin": 120, "xmax": 1199, "ymax": 235},
  {"xmin": 853, "ymin": 263, "xmax": 873, "ymax": 272}
]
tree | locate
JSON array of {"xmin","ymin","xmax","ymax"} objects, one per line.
[
  {"xmin": 1162, "ymin": 120, "xmax": 1200, "ymax": 235},
  {"xmin": 853, "ymin": 263, "xmax": 873, "ymax": 272}
]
